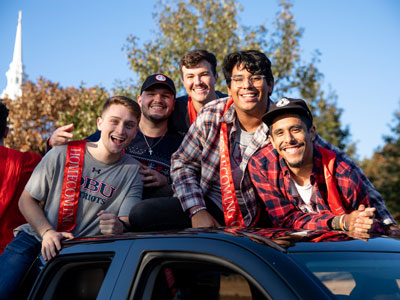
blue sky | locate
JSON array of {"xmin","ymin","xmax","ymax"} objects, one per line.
[{"xmin": 1, "ymin": 0, "xmax": 399, "ymax": 159}]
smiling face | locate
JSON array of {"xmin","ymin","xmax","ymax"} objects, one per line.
[
  {"xmin": 181, "ymin": 60, "xmax": 217, "ymax": 108},
  {"xmin": 97, "ymin": 104, "xmax": 139, "ymax": 156},
  {"xmin": 138, "ymin": 86, "xmax": 175, "ymax": 123},
  {"xmin": 270, "ymin": 114, "xmax": 315, "ymax": 170},
  {"xmin": 228, "ymin": 64, "xmax": 272, "ymax": 118}
]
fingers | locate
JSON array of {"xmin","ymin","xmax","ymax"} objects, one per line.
[
  {"xmin": 358, "ymin": 207, "xmax": 375, "ymax": 218},
  {"xmin": 139, "ymin": 168, "xmax": 167, "ymax": 187},
  {"xmin": 59, "ymin": 123, "xmax": 74, "ymax": 132},
  {"xmin": 62, "ymin": 232, "xmax": 75, "ymax": 241},
  {"xmin": 98, "ymin": 212, "xmax": 123, "ymax": 235},
  {"xmin": 357, "ymin": 204, "xmax": 365, "ymax": 211},
  {"xmin": 50, "ymin": 124, "xmax": 74, "ymax": 146},
  {"xmin": 41, "ymin": 231, "xmax": 74, "ymax": 261}
]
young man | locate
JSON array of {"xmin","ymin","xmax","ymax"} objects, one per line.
[
  {"xmin": 0, "ymin": 96, "xmax": 143, "ymax": 299},
  {"xmin": 171, "ymin": 49, "xmax": 227, "ymax": 134},
  {"xmin": 49, "ymin": 74, "xmax": 183, "ymax": 199},
  {"xmin": 249, "ymin": 98, "xmax": 392, "ymax": 233},
  {"xmin": 171, "ymin": 50, "xmax": 274, "ymax": 228},
  {"xmin": 0, "ymin": 102, "xmax": 42, "ymax": 254}
]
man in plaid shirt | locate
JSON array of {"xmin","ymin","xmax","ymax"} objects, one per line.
[
  {"xmin": 171, "ymin": 50, "xmax": 274, "ymax": 227},
  {"xmin": 249, "ymin": 97, "xmax": 396, "ymax": 233}
]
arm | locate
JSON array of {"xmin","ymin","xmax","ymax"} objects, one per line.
[
  {"xmin": 315, "ymin": 135, "xmax": 396, "ymax": 225},
  {"xmin": 189, "ymin": 206, "xmax": 221, "ymax": 228},
  {"xmin": 171, "ymin": 118, "xmax": 207, "ymax": 211},
  {"xmin": 18, "ymin": 189, "xmax": 73, "ymax": 261},
  {"xmin": 249, "ymin": 151, "xmax": 336, "ymax": 230}
]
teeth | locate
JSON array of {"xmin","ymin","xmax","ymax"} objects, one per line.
[
  {"xmin": 284, "ymin": 147, "xmax": 298, "ymax": 154},
  {"xmin": 112, "ymin": 136, "xmax": 124, "ymax": 141}
]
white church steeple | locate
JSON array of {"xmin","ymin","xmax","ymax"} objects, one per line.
[{"xmin": 1, "ymin": 11, "xmax": 27, "ymax": 100}]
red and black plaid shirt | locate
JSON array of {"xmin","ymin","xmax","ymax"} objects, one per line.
[{"xmin": 249, "ymin": 143, "xmax": 376, "ymax": 230}]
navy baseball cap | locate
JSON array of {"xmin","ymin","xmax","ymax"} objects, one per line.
[
  {"xmin": 262, "ymin": 97, "xmax": 313, "ymax": 126},
  {"xmin": 140, "ymin": 74, "xmax": 176, "ymax": 97}
]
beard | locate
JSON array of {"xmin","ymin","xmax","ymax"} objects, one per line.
[
  {"xmin": 280, "ymin": 142, "xmax": 305, "ymax": 169},
  {"xmin": 142, "ymin": 109, "xmax": 169, "ymax": 124},
  {"xmin": 287, "ymin": 158, "xmax": 304, "ymax": 169}
]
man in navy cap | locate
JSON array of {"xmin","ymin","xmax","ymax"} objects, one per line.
[
  {"xmin": 49, "ymin": 74, "xmax": 183, "ymax": 199},
  {"xmin": 249, "ymin": 97, "xmax": 397, "ymax": 234}
]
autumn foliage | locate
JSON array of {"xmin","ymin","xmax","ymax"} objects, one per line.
[{"xmin": 3, "ymin": 78, "xmax": 108, "ymax": 154}]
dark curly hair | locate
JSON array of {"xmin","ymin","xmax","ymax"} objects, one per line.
[{"xmin": 222, "ymin": 50, "xmax": 274, "ymax": 96}]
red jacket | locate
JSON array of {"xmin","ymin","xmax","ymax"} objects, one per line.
[{"xmin": 0, "ymin": 146, "xmax": 41, "ymax": 253}]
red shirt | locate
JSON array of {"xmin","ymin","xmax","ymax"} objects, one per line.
[{"xmin": 0, "ymin": 146, "xmax": 41, "ymax": 253}]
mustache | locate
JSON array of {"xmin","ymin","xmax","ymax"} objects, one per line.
[
  {"xmin": 279, "ymin": 141, "xmax": 305, "ymax": 152},
  {"xmin": 149, "ymin": 101, "xmax": 167, "ymax": 108}
]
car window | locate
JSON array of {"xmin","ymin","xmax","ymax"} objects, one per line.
[
  {"xmin": 291, "ymin": 252, "xmax": 400, "ymax": 300},
  {"xmin": 29, "ymin": 255, "xmax": 112, "ymax": 300},
  {"xmin": 132, "ymin": 255, "xmax": 268, "ymax": 300}
]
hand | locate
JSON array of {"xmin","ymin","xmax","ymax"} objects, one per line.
[
  {"xmin": 191, "ymin": 209, "xmax": 221, "ymax": 228},
  {"xmin": 345, "ymin": 230, "xmax": 371, "ymax": 242},
  {"xmin": 346, "ymin": 204, "xmax": 375, "ymax": 233},
  {"xmin": 139, "ymin": 164, "xmax": 168, "ymax": 187},
  {"xmin": 98, "ymin": 210, "xmax": 124, "ymax": 235},
  {"xmin": 49, "ymin": 123, "xmax": 74, "ymax": 147},
  {"xmin": 41, "ymin": 229, "xmax": 74, "ymax": 261}
]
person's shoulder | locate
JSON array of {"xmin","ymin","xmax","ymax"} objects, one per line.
[
  {"xmin": 216, "ymin": 90, "xmax": 228, "ymax": 98},
  {"xmin": 253, "ymin": 142, "xmax": 277, "ymax": 163},
  {"xmin": 202, "ymin": 96, "xmax": 230, "ymax": 112},
  {"xmin": 0, "ymin": 146, "xmax": 41, "ymax": 169},
  {"xmin": 46, "ymin": 144, "xmax": 68, "ymax": 158},
  {"xmin": 166, "ymin": 129, "xmax": 185, "ymax": 143},
  {"xmin": 176, "ymin": 95, "xmax": 189, "ymax": 103},
  {"xmin": 315, "ymin": 143, "xmax": 354, "ymax": 176}
]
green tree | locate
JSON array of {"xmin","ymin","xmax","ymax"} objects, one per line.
[
  {"xmin": 121, "ymin": 0, "xmax": 351, "ymax": 152},
  {"xmin": 3, "ymin": 78, "xmax": 109, "ymax": 154},
  {"xmin": 361, "ymin": 103, "xmax": 400, "ymax": 219},
  {"xmin": 58, "ymin": 85, "xmax": 109, "ymax": 141}
]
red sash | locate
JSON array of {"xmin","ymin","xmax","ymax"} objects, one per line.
[
  {"xmin": 187, "ymin": 97, "xmax": 197, "ymax": 125},
  {"xmin": 219, "ymin": 98, "xmax": 245, "ymax": 227},
  {"xmin": 318, "ymin": 146, "xmax": 346, "ymax": 215},
  {"xmin": 58, "ymin": 140, "xmax": 86, "ymax": 232}
]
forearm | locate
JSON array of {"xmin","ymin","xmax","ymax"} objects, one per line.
[
  {"xmin": 316, "ymin": 134, "xmax": 395, "ymax": 225},
  {"xmin": 171, "ymin": 158, "xmax": 205, "ymax": 210},
  {"xmin": 19, "ymin": 189, "xmax": 53, "ymax": 236}
]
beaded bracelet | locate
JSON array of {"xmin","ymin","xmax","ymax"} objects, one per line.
[
  {"xmin": 41, "ymin": 227, "xmax": 55, "ymax": 238},
  {"xmin": 189, "ymin": 207, "xmax": 207, "ymax": 218}
]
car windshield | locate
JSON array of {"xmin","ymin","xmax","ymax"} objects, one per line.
[{"xmin": 290, "ymin": 252, "xmax": 400, "ymax": 300}]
